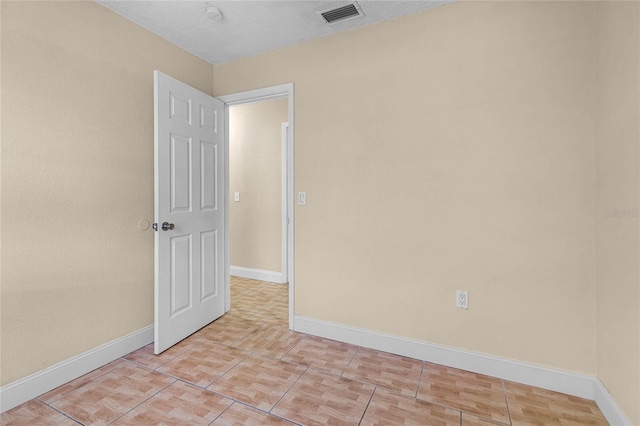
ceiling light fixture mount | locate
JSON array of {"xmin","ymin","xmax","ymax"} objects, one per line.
[{"xmin": 205, "ymin": 6, "xmax": 223, "ymax": 21}]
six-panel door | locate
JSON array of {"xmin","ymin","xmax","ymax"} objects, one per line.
[{"xmin": 154, "ymin": 71, "xmax": 225, "ymax": 354}]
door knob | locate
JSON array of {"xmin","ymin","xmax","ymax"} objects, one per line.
[{"xmin": 161, "ymin": 222, "xmax": 175, "ymax": 231}]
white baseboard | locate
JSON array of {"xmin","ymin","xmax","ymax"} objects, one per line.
[
  {"xmin": 594, "ymin": 379, "xmax": 632, "ymax": 426},
  {"xmin": 0, "ymin": 325, "xmax": 154, "ymax": 414},
  {"xmin": 294, "ymin": 315, "xmax": 630, "ymax": 426},
  {"xmin": 231, "ymin": 266, "xmax": 284, "ymax": 284}
]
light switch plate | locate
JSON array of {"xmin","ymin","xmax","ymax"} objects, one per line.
[
  {"xmin": 298, "ymin": 192, "xmax": 307, "ymax": 206},
  {"xmin": 234, "ymin": 192, "xmax": 240, "ymax": 202}
]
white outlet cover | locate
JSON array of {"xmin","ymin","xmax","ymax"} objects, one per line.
[{"xmin": 456, "ymin": 290, "xmax": 469, "ymax": 309}]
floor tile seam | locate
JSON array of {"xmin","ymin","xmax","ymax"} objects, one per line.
[
  {"xmin": 230, "ymin": 340, "xmax": 294, "ymax": 360},
  {"xmin": 237, "ymin": 400, "xmax": 305, "ymax": 426},
  {"xmin": 233, "ymin": 336, "xmax": 303, "ymax": 359},
  {"xmin": 38, "ymin": 358, "xmax": 135, "ymax": 406},
  {"xmin": 267, "ymin": 365, "xmax": 310, "ymax": 416},
  {"xmin": 128, "ymin": 359, "xmax": 190, "ymax": 381},
  {"xmin": 357, "ymin": 385, "xmax": 378, "ymax": 426},
  {"xmin": 37, "ymin": 400, "xmax": 85, "ymax": 426},
  {"xmin": 501, "ymin": 379, "xmax": 514, "ymax": 426},
  {"xmin": 224, "ymin": 332, "xmax": 256, "ymax": 346},
  {"xmin": 201, "ymin": 386, "xmax": 253, "ymax": 410},
  {"xmin": 345, "ymin": 362, "xmax": 422, "ymax": 384},
  {"xmin": 42, "ymin": 358, "xmax": 153, "ymax": 409},
  {"xmin": 163, "ymin": 376, "xmax": 211, "ymax": 392},
  {"xmin": 413, "ymin": 394, "xmax": 510, "ymax": 426},
  {"xmin": 278, "ymin": 334, "xmax": 307, "ymax": 360},
  {"xmin": 296, "ymin": 363, "xmax": 347, "ymax": 378},
  {"xmin": 118, "ymin": 356, "xmax": 165, "ymax": 373},
  {"xmin": 338, "ymin": 373, "xmax": 407, "ymax": 395},
  {"xmin": 104, "ymin": 376, "xmax": 177, "ymax": 425},
  {"xmin": 173, "ymin": 375, "xmax": 252, "ymax": 401},
  {"xmin": 341, "ymin": 345, "xmax": 362, "ymax": 376},
  {"xmin": 372, "ymin": 385, "xmax": 471, "ymax": 419},
  {"xmin": 203, "ymin": 329, "xmax": 258, "ymax": 347},
  {"xmin": 205, "ymin": 399, "xmax": 235, "ymax": 426},
  {"xmin": 201, "ymin": 354, "xmax": 252, "ymax": 389},
  {"xmin": 415, "ymin": 361, "xmax": 426, "ymax": 399},
  {"xmin": 122, "ymin": 355, "xmax": 175, "ymax": 371},
  {"xmin": 156, "ymin": 353, "xmax": 247, "ymax": 389}
]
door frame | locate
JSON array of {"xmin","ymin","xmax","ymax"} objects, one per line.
[
  {"xmin": 218, "ymin": 83, "xmax": 295, "ymax": 330},
  {"xmin": 281, "ymin": 121, "xmax": 290, "ymax": 285}
]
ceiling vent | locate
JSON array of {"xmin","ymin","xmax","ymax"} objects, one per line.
[{"xmin": 319, "ymin": 3, "xmax": 364, "ymax": 25}]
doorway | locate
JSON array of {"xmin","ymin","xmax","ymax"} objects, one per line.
[
  {"xmin": 220, "ymin": 84, "xmax": 295, "ymax": 330},
  {"xmin": 228, "ymin": 99, "xmax": 287, "ymax": 284}
]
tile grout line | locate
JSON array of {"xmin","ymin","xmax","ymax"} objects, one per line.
[
  {"xmin": 279, "ymin": 335, "xmax": 307, "ymax": 360},
  {"xmin": 267, "ymin": 365, "xmax": 310, "ymax": 416},
  {"xmin": 105, "ymin": 377, "xmax": 177, "ymax": 425},
  {"xmin": 36, "ymin": 359, "xmax": 130, "ymax": 406},
  {"xmin": 200, "ymin": 353, "xmax": 251, "ymax": 390},
  {"xmin": 41, "ymin": 401, "xmax": 85, "ymax": 426},
  {"xmin": 415, "ymin": 361, "xmax": 426, "ymax": 399},
  {"xmin": 357, "ymin": 386, "xmax": 377, "ymax": 426},
  {"xmin": 206, "ymin": 400, "xmax": 235, "ymax": 426},
  {"xmin": 44, "ymin": 358, "xmax": 168, "ymax": 425},
  {"xmin": 502, "ymin": 379, "xmax": 513, "ymax": 426},
  {"xmin": 231, "ymin": 400, "xmax": 305, "ymax": 426},
  {"xmin": 340, "ymin": 345, "xmax": 362, "ymax": 380}
]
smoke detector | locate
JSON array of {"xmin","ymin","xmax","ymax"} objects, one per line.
[{"xmin": 319, "ymin": 3, "xmax": 364, "ymax": 25}]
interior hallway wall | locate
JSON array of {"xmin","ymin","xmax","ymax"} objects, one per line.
[
  {"xmin": 229, "ymin": 99, "xmax": 288, "ymax": 274},
  {"xmin": 0, "ymin": 0, "xmax": 214, "ymax": 385}
]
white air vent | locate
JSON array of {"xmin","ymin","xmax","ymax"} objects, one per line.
[{"xmin": 319, "ymin": 3, "xmax": 364, "ymax": 24}]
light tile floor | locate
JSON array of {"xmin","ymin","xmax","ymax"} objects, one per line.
[{"xmin": 2, "ymin": 277, "xmax": 609, "ymax": 426}]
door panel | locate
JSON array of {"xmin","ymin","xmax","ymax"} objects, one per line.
[
  {"xmin": 200, "ymin": 141, "xmax": 217, "ymax": 210},
  {"xmin": 154, "ymin": 71, "xmax": 225, "ymax": 354}
]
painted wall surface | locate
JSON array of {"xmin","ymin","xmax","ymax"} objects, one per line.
[
  {"xmin": 0, "ymin": 1, "xmax": 213, "ymax": 385},
  {"xmin": 229, "ymin": 99, "xmax": 287, "ymax": 273},
  {"xmin": 595, "ymin": 2, "xmax": 640, "ymax": 424},
  {"xmin": 215, "ymin": 1, "xmax": 599, "ymax": 374}
]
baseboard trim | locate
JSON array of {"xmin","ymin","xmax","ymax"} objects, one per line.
[
  {"xmin": 293, "ymin": 315, "xmax": 630, "ymax": 426},
  {"xmin": 0, "ymin": 325, "xmax": 154, "ymax": 413},
  {"xmin": 593, "ymin": 379, "xmax": 632, "ymax": 426},
  {"xmin": 231, "ymin": 266, "xmax": 284, "ymax": 284}
]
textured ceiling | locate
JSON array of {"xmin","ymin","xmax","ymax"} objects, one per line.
[{"xmin": 95, "ymin": 1, "xmax": 451, "ymax": 64}]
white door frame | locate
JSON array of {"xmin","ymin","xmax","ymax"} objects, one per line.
[
  {"xmin": 281, "ymin": 121, "xmax": 290, "ymax": 285},
  {"xmin": 218, "ymin": 83, "xmax": 295, "ymax": 330}
]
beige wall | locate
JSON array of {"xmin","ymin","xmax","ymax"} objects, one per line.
[
  {"xmin": 595, "ymin": 2, "xmax": 640, "ymax": 424},
  {"xmin": 229, "ymin": 99, "xmax": 287, "ymax": 273},
  {"xmin": 215, "ymin": 1, "xmax": 601, "ymax": 374},
  {"xmin": 0, "ymin": 1, "xmax": 213, "ymax": 385}
]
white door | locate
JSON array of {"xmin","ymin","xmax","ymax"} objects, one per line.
[{"xmin": 154, "ymin": 71, "xmax": 225, "ymax": 354}]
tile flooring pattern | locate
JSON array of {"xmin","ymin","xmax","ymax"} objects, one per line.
[{"xmin": 2, "ymin": 277, "xmax": 609, "ymax": 425}]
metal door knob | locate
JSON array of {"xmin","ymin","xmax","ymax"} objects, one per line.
[{"xmin": 161, "ymin": 222, "xmax": 175, "ymax": 231}]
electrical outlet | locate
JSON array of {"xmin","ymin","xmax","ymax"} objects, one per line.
[{"xmin": 456, "ymin": 290, "xmax": 469, "ymax": 309}]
